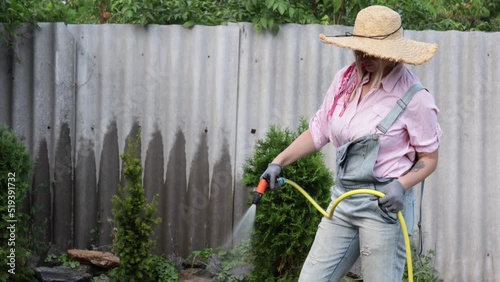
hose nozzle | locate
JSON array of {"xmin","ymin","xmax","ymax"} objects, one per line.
[{"xmin": 252, "ymin": 178, "xmax": 285, "ymax": 205}]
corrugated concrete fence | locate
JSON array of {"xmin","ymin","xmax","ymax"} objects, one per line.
[{"xmin": 0, "ymin": 22, "xmax": 499, "ymax": 281}]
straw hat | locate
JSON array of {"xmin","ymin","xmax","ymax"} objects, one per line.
[{"xmin": 319, "ymin": 5, "xmax": 438, "ymax": 65}]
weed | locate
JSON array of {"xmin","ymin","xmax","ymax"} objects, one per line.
[{"xmin": 403, "ymin": 244, "xmax": 443, "ymax": 282}]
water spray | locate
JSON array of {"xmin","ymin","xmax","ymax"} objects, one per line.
[{"xmin": 252, "ymin": 177, "xmax": 414, "ymax": 282}]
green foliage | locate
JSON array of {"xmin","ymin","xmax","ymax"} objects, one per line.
[
  {"xmin": 151, "ymin": 255, "xmax": 179, "ymax": 282},
  {"xmin": 0, "ymin": 0, "xmax": 73, "ymax": 47},
  {"xmin": 110, "ymin": 133, "xmax": 161, "ymax": 281},
  {"xmin": 1, "ymin": 0, "xmax": 499, "ymax": 43},
  {"xmin": 64, "ymin": 0, "xmax": 102, "ymax": 24},
  {"xmin": 237, "ymin": 0, "xmax": 329, "ymax": 34},
  {"xmin": 109, "ymin": 0, "xmax": 234, "ymax": 27},
  {"xmin": 377, "ymin": 0, "xmax": 500, "ymax": 31},
  {"xmin": 242, "ymin": 118, "xmax": 334, "ymax": 281},
  {"xmin": 0, "ymin": 124, "xmax": 35, "ymax": 282}
]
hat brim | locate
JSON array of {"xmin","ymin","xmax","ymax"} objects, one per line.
[{"xmin": 319, "ymin": 34, "xmax": 438, "ymax": 65}]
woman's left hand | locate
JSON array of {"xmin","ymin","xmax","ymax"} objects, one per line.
[{"xmin": 370, "ymin": 180, "xmax": 405, "ymax": 212}]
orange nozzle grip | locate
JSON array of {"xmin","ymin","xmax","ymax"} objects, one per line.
[{"xmin": 256, "ymin": 179, "xmax": 268, "ymax": 194}]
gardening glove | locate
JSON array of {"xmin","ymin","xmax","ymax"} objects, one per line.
[
  {"xmin": 370, "ymin": 180, "xmax": 405, "ymax": 212},
  {"xmin": 259, "ymin": 163, "xmax": 282, "ymax": 190}
]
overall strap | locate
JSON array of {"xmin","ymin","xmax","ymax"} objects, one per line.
[
  {"xmin": 376, "ymin": 83, "xmax": 425, "ymax": 133},
  {"xmin": 418, "ymin": 180, "xmax": 425, "ymax": 257}
]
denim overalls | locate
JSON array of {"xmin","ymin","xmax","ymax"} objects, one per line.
[{"xmin": 299, "ymin": 84, "xmax": 424, "ymax": 282}]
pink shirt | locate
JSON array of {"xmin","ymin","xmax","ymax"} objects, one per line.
[{"xmin": 309, "ymin": 63, "xmax": 442, "ymax": 178}]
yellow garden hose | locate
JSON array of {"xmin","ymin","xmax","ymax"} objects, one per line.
[{"xmin": 281, "ymin": 178, "xmax": 413, "ymax": 282}]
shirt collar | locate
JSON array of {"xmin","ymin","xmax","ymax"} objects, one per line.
[{"xmin": 380, "ymin": 63, "xmax": 404, "ymax": 93}]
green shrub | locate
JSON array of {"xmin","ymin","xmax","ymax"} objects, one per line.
[
  {"xmin": 0, "ymin": 124, "xmax": 35, "ymax": 281},
  {"xmin": 242, "ymin": 118, "xmax": 334, "ymax": 281},
  {"xmin": 110, "ymin": 133, "xmax": 161, "ymax": 281}
]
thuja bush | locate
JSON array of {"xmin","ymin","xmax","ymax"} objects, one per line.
[
  {"xmin": 242, "ymin": 118, "xmax": 334, "ymax": 281},
  {"xmin": 110, "ymin": 134, "xmax": 161, "ymax": 281},
  {"xmin": 0, "ymin": 124, "xmax": 34, "ymax": 281}
]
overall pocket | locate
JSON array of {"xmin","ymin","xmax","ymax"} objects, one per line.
[{"xmin": 371, "ymin": 200, "xmax": 399, "ymax": 224}]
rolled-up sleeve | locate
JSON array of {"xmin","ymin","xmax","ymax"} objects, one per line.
[
  {"xmin": 309, "ymin": 68, "xmax": 345, "ymax": 149},
  {"xmin": 404, "ymin": 90, "xmax": 442, "ymax": 153},
  {"xmin": 309, "ymin": 112, "xmax": 330, "ymax": 149}
]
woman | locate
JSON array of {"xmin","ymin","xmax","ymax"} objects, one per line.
[{"xmin": 260, "ymin": 5, "xmax": 442, "ymax": 282}]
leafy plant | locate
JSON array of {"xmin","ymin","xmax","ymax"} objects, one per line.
[
  {"xmin": 44, "ymin": 254, "xmax": 59, "ymax": 266},
  {"xmin": 188, "ymin": 248, "xmax": 214, "ymax": 267},
  {"xmin": 44, "ymin": 253, "xmax": 80, "ymax": 269},
  {"xmin": 0, "ymin": 124, "xmax": 35, "ymax": 282},
  {"xmin": 59, "ymin": 253, "xmax": 80, "ymax": 269},
  {"xmin": 151, "ymin": 255, "xmax": 179, "ymax": 282},
  {"xmin": 110, "ymin": 133, "xmax": 161, "ymax": 281},
  {"xmin": 242, "ymin": 118, "xmax": 334, "ymax": 281}
]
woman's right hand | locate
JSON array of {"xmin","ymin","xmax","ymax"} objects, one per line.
[{"xmin": 260, "ymin": 163, "xmax": 282, "ymax": 190}]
